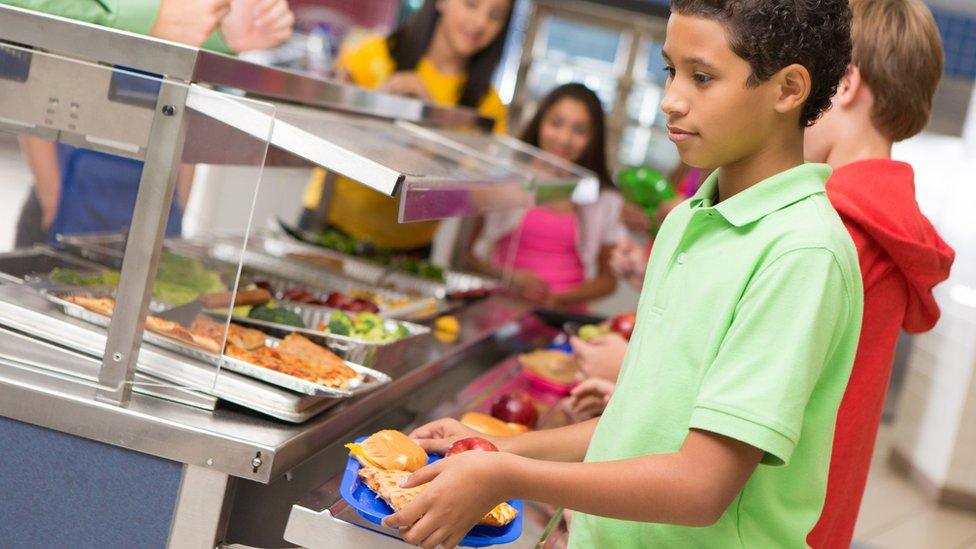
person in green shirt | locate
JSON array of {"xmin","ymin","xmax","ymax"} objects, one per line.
[{"xmin": 380, "ymin": 1, "xmax": 861, "ymax": 547}]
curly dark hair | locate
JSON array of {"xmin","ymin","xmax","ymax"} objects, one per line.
[{"xmin": 670, "ymin": 0, "xmax": 852, "ymax": 127}]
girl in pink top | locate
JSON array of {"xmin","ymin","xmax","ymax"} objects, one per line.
[{"xmin": 466, "ymin": 83, "xmax": 625, "ymax": 310}]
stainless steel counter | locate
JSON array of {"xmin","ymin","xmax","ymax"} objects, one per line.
[{"xmin": 0, "ymin": 295, "xmax": 534, "ymax": 484}]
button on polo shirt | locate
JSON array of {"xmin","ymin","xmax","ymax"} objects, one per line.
[{"xmin": 570, "ymin": 164, "xmax": 863, "ymax": 548}]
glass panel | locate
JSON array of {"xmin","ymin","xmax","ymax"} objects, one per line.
[
  {"xmin": 0, "ymin": 42, "xmax": 275, "ymax": 399},
  {"xmin": 540, "ymin": 16, "xmax": 624, "ymax": 70},
  {"xmin": 639, "ymin": 40, "xmax": 668, "ymax": 85},
  {"xmin": 626, "ymin": 82, "xmax": 664, "ymax": 127},
  {"xmin": 525, "ymin": 60, "xmax": 619, "ymax": 111}
]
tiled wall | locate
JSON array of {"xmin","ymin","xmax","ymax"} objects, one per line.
[{"xmin": 932, "ymin": 6, "xmax": 976, "ymax": 81}]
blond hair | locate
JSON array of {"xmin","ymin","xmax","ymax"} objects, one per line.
[{"xmin": 851, "ymin": 0, "xmax": 944, "ymax": 141}]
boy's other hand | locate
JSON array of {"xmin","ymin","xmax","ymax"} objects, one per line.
[
  {"xmin": 570, "ymin": 333, "xmax": 628, "ymax": 382},
  {"xmin": 610, "ymin": 238, "xmax": 647, "ymax": 289},
  {"xmin": 410, "ymin": 418, "xmax": 498, "ymax": 455},
  {"xmin": 567, "ymin": 377, "xmax": 616, "ymax": 419},
  {"xmin": 383, "ymin": 451, "xmax": 515, "ymax": 549},
  {"xmin": 150, "ymin": 0, "xmax": 231, "ymax": 46},
  {"xmin": 222, "ymin": 0, "xmax": 295, "ymax": 53}
]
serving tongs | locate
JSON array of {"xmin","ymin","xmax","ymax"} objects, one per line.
[{"xmin": 155, "ymin": 288, "xmax": 272, "ymax": 326}]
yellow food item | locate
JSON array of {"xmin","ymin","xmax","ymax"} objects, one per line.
[
  {"xmin": 435, "ymin": 315, "xmax": 459, "ymax": 334},
  {"xmin": 345, "ymin": 430, "xmax": 428, "ymax": 472}
]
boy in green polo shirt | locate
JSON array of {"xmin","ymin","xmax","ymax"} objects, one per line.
[{"xmin": 384, "ymin": 1, "xmax": 860, "ymax": 547}]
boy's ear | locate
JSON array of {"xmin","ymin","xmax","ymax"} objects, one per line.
[
  {"xmin": 834, "ymin": 65, "xmax": 862, "ymax": 109},
  {"xmin": 772, "ymin": 64, "xmax": 812, "ymax": 119}
]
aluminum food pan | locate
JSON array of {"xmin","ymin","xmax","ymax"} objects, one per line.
[
  {"xmin": 261, "ymin": 231, "xmax": 499, "ymax": 298},
  {"xmin": 0, "ymin": 246, "xmax": 109, "ymax": 285},
  {"xmin": 227, "ymin": 302, "xmax": 430, "ymax": 369},
  {"xmin": 0, "ymin": 287, "xmax": 340, "ymax": 423},
  {"xmin": 231, "ymin": 260, "xmax": 441, "ymax": 321},
  {"xmin": 44, "ymin": 291, "xmax": 392, "ymax": 397}
]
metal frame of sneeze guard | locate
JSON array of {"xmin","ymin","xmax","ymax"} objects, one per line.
[{"xmin": 0, "ymin": 3, "xmax": 570, "ymax": 407}]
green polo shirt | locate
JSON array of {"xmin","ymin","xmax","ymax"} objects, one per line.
[{"xmin": 569, "ymin": 163, "xmax": 863, "ymax": 548}]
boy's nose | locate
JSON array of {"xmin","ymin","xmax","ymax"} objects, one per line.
[{"xmin": 660, "ymin": 88, "xmax": 688, "ymax": 118}]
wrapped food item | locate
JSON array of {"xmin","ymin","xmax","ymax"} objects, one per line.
[
  {"xmin": 460, "ymin": 412, "xmax": 529, "ymax": 437},
  {"xmin": 345, "ymin": 430, "xmax": 428, "ymax": 472}
]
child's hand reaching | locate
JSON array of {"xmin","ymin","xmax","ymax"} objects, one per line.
[
  {"xmin": 382, "ymin": 451, "xmax": 515, "ymax": 549},
  {"xmin": 509, "ymin": 270, "xmax": 550, "ymax": 304},
  {"xmin": 610, "ymin": 238, "xmax": 648, "ymax": 290},
  {"xmin": 409, "ymin": 418, "xmax": 499, "ymax": 455},
  {"xmin": 566, "ymin": 377, "xmax": 616, "ymax": 419},
  {"xmin": 570, "ymin": 333, "xmax": 628, "ymax": 382}
]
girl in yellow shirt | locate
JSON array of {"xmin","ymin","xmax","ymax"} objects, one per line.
[{"xmin": 301, "ymin": 0, "xmax": 513, "ymax": 251}]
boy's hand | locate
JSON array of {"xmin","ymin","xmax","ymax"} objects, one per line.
[
  {"xmin": 570, "ymin": 333, "xmax": 628, "ymax": 382},
  {"xmin": 221, "ymin": 0, "xmax": 295, "ymax": 53},
  {"xmin": 610, "ymin": 238, "xmax": 648, "ymax": 290},
  {"xmin": 383, "ymin": 451, "xmax": 514, "ymax": 548},
  {"xmin": 410, "ymin": 418, "xmax": 500, "ymax": 455},
  {"xmin": 567, "ymin": 377, "xmax": 616, "ymax": 419},
  {"xmin": 150, "ymin": 0, "xmax": 231, "ymax": 46}
]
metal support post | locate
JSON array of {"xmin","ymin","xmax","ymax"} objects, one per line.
[
  {"xmin": 167, "ymin": 465, "xmax": 236, "ymax": 549},
  {"xmin": 96, "ymin": 81, "xmax": 189, "ymax": 406}
]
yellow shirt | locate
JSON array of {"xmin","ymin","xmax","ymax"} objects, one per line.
[{"xmin": 302, "ymin": 36, "xmax": 508, "ymax": 250}]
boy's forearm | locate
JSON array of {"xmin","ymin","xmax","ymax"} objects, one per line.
[
  {"xmin": 502, "ymin": 430, "xmax": 762, "ymax": 526},
  {"xmin": 498, "ymin": 418, "xmax": 598, "ymax": 462},
  {"xmin": 504, "ymin": 453, "xmax": 714, "ymax": 525}
]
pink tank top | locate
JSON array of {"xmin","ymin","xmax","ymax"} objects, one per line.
[{"xmin": 493, "ymin": 207, "xmax": 585, "ymax": 293}]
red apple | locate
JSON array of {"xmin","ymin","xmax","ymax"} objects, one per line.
[
  {"xmin": 490, "ymin": 392, "xmax": 539, "ymax": 428},
  {"xmin": 610, "ymin": 312, "xmax": 637, "ymax": 340},
  {"xmin": 445, "ymin": 437, "xmax": 498, "ymax": 457}
]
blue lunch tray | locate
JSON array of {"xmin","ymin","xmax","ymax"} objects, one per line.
[{"xmin": 339, "ymin": 437, "xmax": 524, "ymax": 547}]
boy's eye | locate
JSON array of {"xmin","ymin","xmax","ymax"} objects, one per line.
[
  {"xmin": 663, "ymin": 66, "xmax": 676, "ymax": 79},
  {"xmin": 693, "ymin": 73, "xmax": 713, "ymax": 84}
]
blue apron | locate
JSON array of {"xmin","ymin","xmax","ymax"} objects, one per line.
[{"xmin": 48, "ymin": 144, "xmax": 183, "ymax": 245}]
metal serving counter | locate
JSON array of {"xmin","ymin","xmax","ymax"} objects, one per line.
[
  {"xmin": 0, "ymin": 293, "xmax": 542, "ymax": 547},
  {"xmin": 0, "ymin": 5, "xmax": 590, "ymax": 547}
]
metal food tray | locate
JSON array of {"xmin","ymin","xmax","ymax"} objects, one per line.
[
  {"xmin": 44, "ymin": 292, "xmax": 392, "ymax": 397},
  {"xmin": 266, "ymin": 227, "xmax": 499, "ymax": 298},
  {"xmin": 0, "ymin": 246, "xmax": 109, "ymax": 285},
  {"xmin": 219, "ymin": 248, "xmax": 441, "ymax": 321},
  {"xmin": 227, "ymin": 302, "xmax": 430, "ymax": 369}
]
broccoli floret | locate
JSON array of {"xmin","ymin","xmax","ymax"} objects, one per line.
[
  {"xmin": 327, "ymin": 310, "xmax": 354, "ymax": 336},
  {"xmin": 353, "ymin": 312, "xmax": 383, "ymax": 334},
  {"xmin": 249, "ymin": 305, "xmax": 305, "ymax": 328},
  {"xmin": 394, "ymin": 323, "xmax": 410, "ymax": 338}
]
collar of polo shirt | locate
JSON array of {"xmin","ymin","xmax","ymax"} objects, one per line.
[{"xmin": 689, "ymin": 163, "xmax": 831, "ymax": 227}]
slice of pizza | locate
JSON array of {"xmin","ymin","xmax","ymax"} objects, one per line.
[
  {"xmin": 227, "ymin": 323, "xmax": 266, "ymax": 351},
  {"xmin": 145, "ymin": 315, "xmax": 220, "ymax": 352},
  {"xmin": 277, "ymin": 334, "xmax": 357, "ymax": 379},
  {"xmin": 63, "ymin": 295, "xmax": 116, "ymax": 317},
  {"xmin": 357, "ymin": 467, "xmax": 518, "ymax": 527}
]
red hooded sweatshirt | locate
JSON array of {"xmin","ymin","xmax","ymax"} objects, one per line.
[{"xmin": 809, "ymin": 159, "xmax": 955, "ymax": 548}]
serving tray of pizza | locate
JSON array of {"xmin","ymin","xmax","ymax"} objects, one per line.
[{"xmin": 44, "ymin": 289, "xmax": 391, "ymax": 397}]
